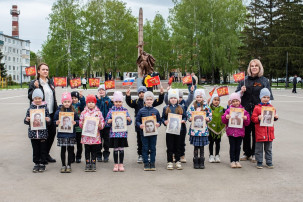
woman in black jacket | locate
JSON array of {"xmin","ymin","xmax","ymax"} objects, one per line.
[
  {"xmin": 28, "ymin": 63, "xmax": 58, "ymax": 163},
  {"xmin": 235, "ymin": 59, "xmax": 274, "ymax": 162}
]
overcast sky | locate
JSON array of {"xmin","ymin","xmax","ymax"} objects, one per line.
[{"xmin": 0, "ymin": 0, "xmax": 174, "ymax": 53}]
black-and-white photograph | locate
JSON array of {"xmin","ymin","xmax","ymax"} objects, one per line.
[
  {"xmin": 166, "ymin": 113, "xmax": 182, "ymax": 135},
  {"xmin": 191, "ymin": 111, "xmax": 206, "ymax": 131},
  {"xmin": 112, "ymin": 111, "xmax": 127, "ymax": 132},
  {"xmin": 30, "ymin": 109, "xmax": 46, "ymax": 130},
  {"xmin": 260, "ymin": 107, "xmax": 275, "ymax": 127},
  {"xmin": 58, "ymin": 112, "xmax": 74, "ymax": 133},
  {"xmin": 82, "ymin": 117, "xmax": 99, "ymax": 137},
  {"xmin": 142, "ymin": 116, "xmax": 158, "ymax": 136},
  {"xmin": 229, "ymin": 108, "xmax": 244, "ymax": 128}
]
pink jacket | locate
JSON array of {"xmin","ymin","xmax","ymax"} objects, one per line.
[
  {"xmin": 221, "ymin": 105, "xmax": 250, "ymax": 138},
  {"xmin": 79, "ymin": 106, "xmax": 105, "ymax": 144}
]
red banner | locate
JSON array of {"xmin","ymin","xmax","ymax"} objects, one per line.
[
  {"xmin": 182, "ymin": 75, "xmax": 192, "ymax": 84},
  {"xmin": 89, "ymin": 78, "xmax": 100, "ymax": 87},
  {"xmin": 104, "ymin": 80, "xmax": 115, "ymax": 89},
  {"xmin": 233, "ymin": 72, "xmax": 245, "ymax": 82},
  {"xmin": 168, "ymin": 76, "xmax": 174, "ymax": 86},
  {"xmin": 147, "ymin": 76, "xmax": 160, "ymax": 87},
  {"xmin": 209, "ymin": 87, "xmax": 216, "ymax": 97},
  {"xmin": 25, "ymin": 66, "xmax": 36, "ymax": 76},
  {"xmin": 216, "ymin": 86, "xmax": 229, "ymax": 97},
  {"xmin": 53, "ymin": 77, "xmax": 67, "ymax": 87},
  {"xmin": 70, "ymin": 78, "xmax": 81, "ymax": 89}
]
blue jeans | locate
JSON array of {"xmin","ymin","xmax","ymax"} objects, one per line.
[{"xmin": 141, "ymin": 135, "xmax": 157, "ymax": 164}]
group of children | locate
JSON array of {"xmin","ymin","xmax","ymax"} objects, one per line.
[{"xmin": 25, "ymin": 84, "xmax": 278, "ymax": 173}]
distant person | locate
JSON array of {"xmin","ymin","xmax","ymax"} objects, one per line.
[
  {"xmin": 292, "ymin": 75, "xmax": 297, "ymax": 93},
  {"xmin": 109, "ymin": 72, "xmax": 112, "ymax": 80},
  {"xmin": 82, "ymin": 77, "xmax": 87, "ymax": 90},
  {"xmin": 186, "ymin": 72, "xmax": 196, "ymax": 92},
  {"xmin": 152, "ymin": 71, "xmax": 159, "ymax": 90}
]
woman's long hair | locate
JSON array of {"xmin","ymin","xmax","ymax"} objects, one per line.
[
  {"xmin": 193, "ymin": 100, "xmax": 206, "ymax": 111},
  {"xmin": 247, "ymin": 59, "xmax": 264, "ymax": 77}
]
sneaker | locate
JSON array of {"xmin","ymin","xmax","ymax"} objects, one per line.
[
  {"xmin": 235, "ymin": 161, "xmax": 242, "ymax": 168},
  {"xmin": 266, "ymin": 163, "xmax": 274, "ymax": 169},
  {"xmin": 32, "ymin": 164, "xmax": 40, "ymax": 173},
  {"xmin": 61, "ymin": 166, "xmax": 66, "ymax": 173},
  {"xmin": 230, "ymin": 162, "xmax": 237, "ymax": 168},
  {"xmin": 150, "ymin": 163, "xmax": 156, "ymax": 171},
  {"xmin": 66, "ymin": 165, "xmax": 72, "ymax": 173},
  {"xmin": 173, "ymin": 154, "xmax": 176, "ymax": 163},
  {"xmin": 176, "ymin": 161, "xmax": 183, "ymax": 170},
  {"xmin": 76, "ymin": 158, "xmax": 81, "ymax": 163},
  {"xmin": 251, "ymin": 155, "xmax": 257, "ymax": 163},
  {"xmin": 113, "ymin": 164, "xmax": 119, "ymax": 172},
  {"xmin": 209, "ymin": 155, "xmax": 215, "ymax": 163},
  {"xmin": 97, "ymin": 157, "xmax": 102, "ymax": 162},
  {"xmin": 240, "ymin": 154, "xmax": 248, "ymax": 161},
  {"xmin": 180, "ymin": 156, "xmax": 187, "ymax": 163},
  {"xmin": 144, "ymin": 163, "xmax": 150, "ymax": 171},
  {"xmin": 167, "ymin": 162, "xmax": 174, "ymax": 170},
  {"xmin": 118, "ymin": 164, "xmax": 125, "ymax": 172},
  {"xmin": 137, "ymin": 155, "xmax": 143, "ymax": 164},
  {"xmin": 215, "ymin": 155, "xmax": 221, "ymax": 163},
  {"xmin": 91, "ymin": 163, "xmax": 96, "ymax": 172},
  {"xmin": 46, "ymin": 155, "xmax": 56, "ymax": 163},
  {"xmin": 39, "ymin": 164, "xmax": 46, "ymax": 172},
  {"xmin": 85, "ymin": 164, "xmax": 91, "ymax": 172},
  {"xmin": 257, "ymin": 162, "xmax": 263, "ymax": 169}
]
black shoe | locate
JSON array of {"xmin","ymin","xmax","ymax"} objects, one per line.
[
  {"xmin": 199, "ymin": 157, "xmax": 205, "ymax": 169},
  {"xmin": 150, "ymin": 163, "xmax": 156, "ymax": 171},
  {"xmin": 97, "ymin": 157, "xmax": 102, "ymax": 162},
  {"xmin": 47, "ymin": 155, "xmax": 56, "ymax": 163},
  {"xmin": 103, "ymin": 153, "xmax": 110, "ymax": 162},
  {"xmin": 85, "ymin": 164, "xmax": 91, "ymax": 172},
  {"xmin": 33, "ymin": 164, "xmax": 40, "ymax": 173},
  {"xmin": 76, "ymin": 158, "xmax": 81, "ymax": 163},
  {"xmin": 193, "ymin": 157, "xmax": 199, "ymax": 169},
  {"xmin": 144, "ymin": 163, "xmax": 150, "ymax": 171},
  {"xmin": 91, "ymin": 163, "xmax": 96, "ymax": 172},
  {"xmin": 39, "ymin": 164, "xmax": 46, "ymax": 172}
]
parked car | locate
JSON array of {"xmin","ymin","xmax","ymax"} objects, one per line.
[{"xmin": 289, "ymin": 77, "xmax": 302, "ymax": 83}]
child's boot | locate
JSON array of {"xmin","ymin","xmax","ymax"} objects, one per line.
[
  {"xmin": 144, "ymin": 163, "xmax": 150, "ymax": 171},
  {"xmin": 176, "ymin": 161, "xmax": 183, "ymax": 170},
  {"xmin": 91, "ymin": 162, "xmax": 96, "ymax": 172},
  {"xmin": 39, "ymin": 164, "xmax": 46, "ymax": 172},
  {"xmin": 118, "ymin": 164, "xmax": 125, "ymax": 172},
  {"xmin": 85, "ymin": 160, "xmax": 90, "ymax": 172},
  {"xmin": 193, "ymin": 157, "xmax": 199, "ymax": 169},
  {"xmin": 66, "ymin": 165, "xmax": 72, "ymax": 173},
  {"xmin": 61, "ymin": 166, "xmax": 66, "ymax": 173},
  {"xmin": 150, "ymin": 163, "xmax": 156, "ymax": 171},
  {"xmin": 199, "ymin": 157, "xmax": 205, "ymax": 169},
  {"xmin": 33, "ymin": 164, "xmax": 40, "ymax": 173},
  {"xmin": 113, "ymin": 164, "xmax": 119, "ymax": 172}
]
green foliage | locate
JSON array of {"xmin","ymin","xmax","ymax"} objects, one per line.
[{"xmin": 0, "ymin": 51, "xmax": 7, "ymax": 78}]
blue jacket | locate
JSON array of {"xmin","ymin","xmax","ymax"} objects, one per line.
[
  {"xmin": 53, "ymin": 105, "xmax": 79, "ymax": 138},
  {"xmin": 72, "ymin": 96, "xmax": 86, "ymax": 116},
  {"xmin": 96, "ymin": 95, "xmax": 113, "ymax": 127},
  {"xmin": 136, "ymin": 106, "xmax": 162, "ymax": 135},
  {"xmin": 162, "ymin": 104, "xmax": 187, "ymax": 133}
]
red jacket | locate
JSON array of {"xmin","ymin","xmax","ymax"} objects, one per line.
[{"xmin": 251, "ymin": 103, "xmax": 277, "ymax": 142}]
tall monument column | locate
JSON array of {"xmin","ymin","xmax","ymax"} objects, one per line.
[{"xmin": 137, "ymin": 8, "xmax": 143, "ymax": 88}]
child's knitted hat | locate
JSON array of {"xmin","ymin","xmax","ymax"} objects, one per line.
[
  {"xmin": 168, "ymin": 89, "xmax": 179, "ymax": 101},
  {"xmin": 144, "ymin": 91, "xmax": 154, "ymax": 102},
  {"xmin": 71, "ymin": 91, "xmax": 80, "ymax": 99},
  {"xmin": 98, "ymin": 84, "xmax": 107, "ymax": 95},
  {"xmin": 138, "ymin": 86, "xmax": 147, "ymax": 94},
  {"xmin": 210, "ymin": 93, "xmax": 220, "ymax": 105},
  {"xmin": 32, "ymin": 89, "xmax": 43, "ymax": 100},
  {"xmin": 259, "ymin": 88, "xmax": 271, "ymax": 99},
  {"xmin": 229, "ymin": 92, "xmax": 241, "ymax": 102},
  {"xmin": 194, "ymin": 89, "xmax": 206, "ymax": 100},
  {"xmin": 113, "ymin": 91, "xmax": 123, "ymax": 102},
  {"xmin": 61, "ymin": 92, "xmax": 72, "ymax": 103},
  {"xmin": 86, "ymin": 94, "xmax": 97, "ymax": 104}
]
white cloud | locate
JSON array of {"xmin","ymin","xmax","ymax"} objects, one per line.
[{"xmin": 0, "ymin": 0, "xmax": 173, "ymax": 53}]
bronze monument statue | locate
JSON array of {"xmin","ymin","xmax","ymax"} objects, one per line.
[{"xmin": 136, "ymin": 43, "xmax": 155, "ymax": 76}]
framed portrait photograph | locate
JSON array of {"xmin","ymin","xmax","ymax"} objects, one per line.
[
  {"xmin": 166, "ymin": 113, "xmax": 182, "ymax": 135},
  {"xmin": 82, "ymin": 117, "xmax": 99, "ymax": 137},
  {"xmin": 30, "ymin": 109, "xmax": 46, "ymax": 130},
  {"xmin": 191, "ymin": 111, "xmax": 206, "ymax": 132},
  {"xmin": 58, "ymin": 112, "xmax": 74, "ymax": 133},
  {"xmin": 142, "ymin": 116, "xmax": 158, "ymax": 136},
  {"xmin": 260, "ymin": 106, "xmax": 275, "ymax": 127},
  {"xmin": 229, "ymin": 108, "xmax": 244, "ymax": 128},
  {"xmin": 112, "ymin": 111, "xmax": 127, "ymax": 132}
]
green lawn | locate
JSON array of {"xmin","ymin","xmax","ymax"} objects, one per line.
[
  {"xmin": 171, "ymin": 82, "xmax": 204, "ymax": 89},
  {"xmin": 0, "ymin": 85, "xmax": 26, "ymax": 90}
]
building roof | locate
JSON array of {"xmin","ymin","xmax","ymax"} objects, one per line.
[{"xmin": 0, "ymin": 31, "xmax": 30, "ymax": 43}]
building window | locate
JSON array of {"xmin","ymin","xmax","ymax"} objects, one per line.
[
  {"xmin": 26, "ymin": 50, "xmax": 30, "ymax": 55},
  {"xmin": 13, "ymin": 57, "xmax": 15, "ymax": 62},
  {"xmin": 13, "ymin": 48, "xmax": 15, "ymax": 53},
  {"xmin": 17, "ymin": 67, "xmax": 18, "ymax": 71},
  {"xmin": 8, "ymin": 39, "xmax": 11, "ymax": 43},
  {"xmin": 4, "ymin": 47, "xmax": 6, "ymax": 51},
  {"xmin": 9, "ymin": 66, "xmax": 11, "ymax": 70},
  {"xmin": 17, "ymin": 75, "xmax": 19, "ymax": 80},
  {"xmin": 13, "ymin": 66, "xmax": 15, "ymax": 70},
  {"xmin": 13, "ymin": 75, "xmax": 15, "ymax": 80},
  {"xmin": 8, "ymin": 57, "xmax": 10, "ymax": 61},
  {"xmin": 17, "ymin": 58, "xmax": 19, "ymax": 62},
  {"xmin": 17, "ymin": 49, "xmax": 18, "ymax": 54},
  {"xmin": 5, "ymin": 56, "xmax": 7, "ymax": 60}
]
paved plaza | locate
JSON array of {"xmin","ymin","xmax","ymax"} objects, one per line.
[{"xmin": 0, "ymin": 86, "xmax": 302, "ymax": 201}]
